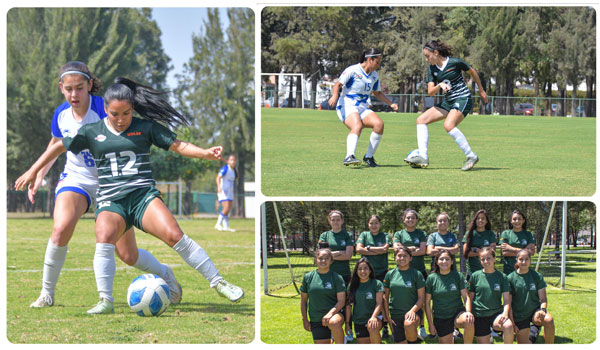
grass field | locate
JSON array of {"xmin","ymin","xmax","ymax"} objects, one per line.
[
  {"xmin": 261, "ymin": 108, "xmax": 596, "ymax": 196},
  {"xmin": 261, "ymin": 249, "xmax": 596, "ymax": 344},
  {"xmin": 6, "ymin": 218, "xmax": 254, "ymax": 344}
]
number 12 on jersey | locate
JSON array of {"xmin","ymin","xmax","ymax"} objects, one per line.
[{"xmin": 106, "ymin": 151, "xmax": 139, "ymax": 176}]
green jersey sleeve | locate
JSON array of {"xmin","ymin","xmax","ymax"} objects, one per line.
[
  {"xmin": 334, "ymin": 273, "xmax": 346, "ymax": 293},
  {"xmin": 456, "ymin": 57, "xmax": 470, "ymax": 71},
  {"xmin": 150, "ymin": 121, "xmax": 177, "ymax": 151},
  {"xmin": 62, "ymin": 125, "xmax": 90, "ymax": 155}
]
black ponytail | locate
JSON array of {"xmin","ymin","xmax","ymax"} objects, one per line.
[
  {"xmin": 423, "ymin": 39, "xmax": 454, "ymax": 57},
  {"xmin": 104, "ymin": 77, "xmax": 189, "ymax": 127}
]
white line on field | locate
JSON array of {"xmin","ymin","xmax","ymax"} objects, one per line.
[{"xmin": 7, "ymin": 262, "xmax": 254, "ymax": 273}]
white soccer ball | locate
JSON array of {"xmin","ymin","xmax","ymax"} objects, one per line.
[{"xmin": 127, "ymin": 274, "xmax": 171, "ymax": 317}]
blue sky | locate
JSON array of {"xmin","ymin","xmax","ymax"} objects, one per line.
[{"xmin": 151, "ymin": 8, "xmax": 231, "ymax": 89}]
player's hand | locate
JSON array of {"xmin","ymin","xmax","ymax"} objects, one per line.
[
  {"xmin": 27, "ymin": 173, "xmax": 45, "ymax": 203},
  {"xmin": 480, "ymin": 90, "xmax": 489, "ymax": 104},
  {"xmin": 428, "ymin": 323, "xmax": 437, "ymax": 337},
  {"xmin": 367, "ymin": 316, "xmax": 380, "ymax": 330},
  {"xmin": 303, "ymin": 318, "xmax": 311, "ymax": 332},
  {"xmin": 439, "ymin": 83, "xmax": 450, "ymax": 93},
  {"xmin": 328, "ymin": 95, "xmax": 338, "ymax": 108},
  {"xmin": 464, "ymin": 311, "xmax": 475, "ymax": 325},
  {"xmin": 497, "ymin": 313, "xmax": 509, "ymax": 326},
  {"xmin": 206, "ymin": 146, "xmax": 224, "ymax": 161},
  {"xmin": 387, "ymin": 316, "xmax": 396, "ymax": 327},
  {"xmin": 15, "ymin": 169, "xmax": 37, "ymax": 192},
  {"xmin": 322, "ymin": 312, "xmax": 333, "ymax": 327},
  {"xmin": 405, "ymin": 310, "xmax": 417, "ymax": 322},
  {"xmin": 390, "ymin": 103, "xmax": 399, "ymax": 112}
]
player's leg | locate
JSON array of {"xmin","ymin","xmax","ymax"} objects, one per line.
[
  {"xmin": 444, "ymin": 105, "xmax": 478, "ymax": 171},
  {"xmin": 140, "ymin": 197, "xmax": 244, "ymax": 302},
  {"xmin": 366, "ymin": 318, "xmax": 382, "ymax": 344},
  {"xmin": 31, "ymin": 191, "xmax": 88, "ymax": 308},
  {"xmin": 535, "ymin": 311, "xmax": 555, "ymax": 344},
  {"xmin": 220, "ymin": 200, "xmax": 235, "ymax": 231},
  {"xmin": 455, "ymin": 312, "xmax": 474, "ymax": 344},
  {"xmin": 327, "ymin": 313, "xmax": 345, "ymax": 344},
  {"xmin": 410, "ymin": 107, "xmax": 447, "ymax": 165},
  {"xmin": 115, "ymin": 229, "xmax": 182, "ymax": 304},
  {"xmin": 492, "ymin": 314, "xmax": 514, "ymax": 344},
  {"xmin": 215, "ymin": 200, "xmax": 224, "ymax": 230},
  {"xmin": 342, "ymin": 111, "xmax": 363, "ymax": 165},
  {"xmin": 361, "ymin": 111, "xmax": 384, "ymax": 167},
  {"xmin": 404, "ymin": 313, "xmax": 420, "ymax": 343}
]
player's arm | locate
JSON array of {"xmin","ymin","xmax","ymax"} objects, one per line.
[
  {"xmin": 328, "ymin": 81, "xmax": 342, "ymax": 107},
  {"xmin": 467, "ymin": 67, "xmax": 488, "ymax": 103},
  {"xmin": 28, "ymin": 137, "xmax": 61, "ymax": 203},
  {"xmin": 15, "ymin": 140, "xmax": 66, "ymax": 191},
  {"xmin": 301, "ymin": 292, "xmax": 310, "ymax": 331},
  {"xmin": 332, "ymin": 245, "xmax": 353, "ymax": 261},
  {"xmin": 446, "ymin": 243, "xmax": 460, "ymax": 256},
  {"xmin": 169, "ymin": 139, "xmax": 224, "ymax": 161},
  {"xmin": 427, "ymin": 81, "xmax": 448, "ymax": 96},
  {"xmin": 412, "ymin": 241, "xmax": 427, "ymax": 256},
  {"xmin": 216, "ymin": 172, "xmax": 223, "ymax": 193},
  {"xmin": 372, "ymin": 91, "xmax": 398, "ymax": 111}
]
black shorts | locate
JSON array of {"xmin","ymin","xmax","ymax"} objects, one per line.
[
  {"xmin": 374, "ymin": 270, "xmax": 388, "ymax": 283},
  {"xmin": 353, "ymin": 322, "xmax": 370, "ymax": 339},
  {"xmin": 474, "ymin": 311, "xmax": 502, "ymax": 337},
  {"xmin": 309, "ymin": 313, "xmax": 345, "ymax": 340},
  {"xmin": 433, "ymin": 308, "xmax": 465, "ymax": 338},
  {"xmin": 514, "ymin": 310, "xmax": 538, "ymax": 331},
  {"xmin": 418, "ymin": 268, "xmax": 428, "ymax": 280},
  {"xmin": 390, "ymin": 310, "xmax": 423, "ymax": 343}
]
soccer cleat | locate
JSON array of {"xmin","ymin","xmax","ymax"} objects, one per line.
[
  {"xmin": 418, "ymin": 326, "xmax": 428, "ymax": 340},
  {"xmin": 461, "ymin": 155, "xmax": 479, "ymax": 171},
  {"xmin": 30, "ymin": 293, "xmax": 54, "ymax": 308},
  {"xmin": 215, "ymin": 279, "xmax": 245, "ymax": 303},
  {"xmin": 345, "ymin": 328, "xmax": 354, "ymax": 342},
  {"xmin": 214, "ymin": 224, "xmax": 223, "ymax": 231},
  {"xmin": 86, "ymin": 298, "xmax": 114, "ymax": 315},
  {"xmin": 343, "ymin": 155, "xmax": 362, "ymax": 166},
  {"xmin": 162, "ymin": 265, "xmax": 183, "ymax": 305},
  {"xmin": 453, "ymin": 328, "xmax": 463, "ymax": 339},
  {"xmin": 529, "ymin": 324, "xmax": 540, "ymax": 344},
  {"xmin": 405, "ymin": 154, "xmax": 429, "ymax": 168},
  {"xmin": 222, "ymin": 227, "xmax": 236, "ymax": 232},
  {"xmin": 363, "ymin": 156, "xmax": 379, "ymax": 167}
]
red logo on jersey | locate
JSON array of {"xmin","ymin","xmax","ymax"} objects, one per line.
[
  {"xmin": 445, "ymin": 68, "xmax": 455, "ymax": 72},
  {"xmin": 127, "ymin": 131, "xmax": 141, "ymax": 136}
]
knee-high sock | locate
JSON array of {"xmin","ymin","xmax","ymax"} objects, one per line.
[
  {"xmin": 222, "ymin": 214, "xmax": 230, "ymax": 229},
  {"xmin": 364, "ymin": 132, "xmax": 382, "ymax": 158},
  {"xmin": 346, "ymin": 133, "xmax": 359, "ymax": 158},
  {"xmin": 41, "ymin": 239, "xmax": 68, "ymax": 296},
  {"xmin": 416, "ymin": 124, "xmax": 429, "ymax": 158},
  {"xmin": 173, "ymin": 234, "xmax": 222, "ymax": 287},
  {"xmin": 448, "ymin": 127, "xmax": 475, "ymax": 158},
  {"xmin": 133, "ymin": 248, "xmax": 167, "ymax": 278},
  {"xmin": 93, "ymin": 243, "xmax": 116, "ymax": 302},
  {"xmin": 216, "ymin": 212, "xmax": 224, "ymax": 226}
]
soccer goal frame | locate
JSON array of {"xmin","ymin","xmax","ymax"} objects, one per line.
[{"xmin": 261, "ymin": 73, "xmax": 306, "ymax": 108}]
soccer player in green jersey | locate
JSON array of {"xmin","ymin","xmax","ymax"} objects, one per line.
[
  {"xmin": 500, "ymin": 210, "xmax": 536, "ymax": 275},
  {"xmin": 300, "ymin": 248, "xmax": 346, "ymax": 344},
  {"xmin": 383, "ymin": 247, "xmax": 425, "ymax": 344},
  {"xmin": 424, "ymin": 249, "xmax": 474, "ymax": 344},
  {"xmin": 426, "ymin": 212, "xmax": 460, "ymax": 269},
  {"xmin": 405, "ymin": 39, "xmax": 488, "ymax": 171},
  {"xmin": 318, "ymin": 210, "xmax": 354, "ymax": 284},
  {"xmin": 508, "ymin": 250, "xmax": 555, "ymax": 344},
  {"xmin": 468, "ymin": 247, "xmax": 514, "ymax": 344},
  {"xmin": 345, "ymin": 258, "xmax": 384, "ymax": 344},
  {"xmin": 16, "ymin": 78, "xmax": 244, "ymax": 314},
  {"xmin": 463, "ymin": 209, "xmax": 498, "ymax": 277}
]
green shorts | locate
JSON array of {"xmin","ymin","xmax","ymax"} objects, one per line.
[
  {"xmin": 95, "ymin": 187, "xmax": 163, "ymax": 231},
  {"xmin": 436, "ymin": 97, "xmax": 473, "ymax": 117}
]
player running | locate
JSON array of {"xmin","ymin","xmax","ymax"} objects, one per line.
[
  {"xmin": 27, "ymin": 62, "xmax": 180, "ymax": 309},
  {"xmin": 328, "ymin": 48, "xmax": 399, "ymax": 167},
  {"xmin": 215, "ymin": 154, "xmax": 237, "ymax": 232},
  {"xmin": 16, "ymin": 77, "xmax": 244, "ymax": 314},
  {"xmin": 405, "ymin": 39, "xmax": 488, "ymax": 171}
]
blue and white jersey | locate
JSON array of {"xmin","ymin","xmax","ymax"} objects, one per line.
[
  {"xmin": 51, "ymin": 95, "xmax": 106, "ymax": 184},
  {"xmin": 336, "ymin": 63, "xmax": 381, "ymax": 108},
  {"xmin": 217, "ymin": 165, "xmax": 236, "ymax": 201}
]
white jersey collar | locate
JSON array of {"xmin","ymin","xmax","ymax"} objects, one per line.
[{"xmin": 436, "ymin": 57, "xmax": 450, "ymax": 71}]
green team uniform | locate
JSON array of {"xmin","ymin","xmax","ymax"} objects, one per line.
[
  {"xmin": 425, "ymin": 270, "xmax": 468, "ymax": 319},
  {"xmin": 500, "ymin": 230, "xmax": 535, "ymax": 274},
  {"xmin": 426, "ymin": 57, "xmax": 473, "ymax": 117},
  {"xmin": 462, "ymin": 230, "xmax": 498, "ymax": 273},
  {"xmin": 383, "ymin": 267, "xmax": 426, "ymax": 318},
  {"xmin": 507, "ymin": 269, "xmax": 547, "ymax": 322},
  {"xmin": 350, "ymin": 279, "xmax": 384, "ymax": 325},
  {"xmin": 427, "ymin": 231, "xmax": 459, "ymax": 265},
  {"xmin": 356, "ymin": 231, "xmax": 390, "ymax": 276},
  {"xmin": 393, "ymin": 229, "xmax": 427, "ymax": 274},
  {"xmin": 319, "ymin": 230, "xmax": 354, "ymax": 278},
  {"xmin": 63, "ymin": 117, "xmax": 176, "ymax": 229},
  {"xmin": 300, "ymin": 269, "xmax": 346, "ymax": 322},
  {"xmin": 468, "ymin": 269, "xmax": 510, "ymax": 317}
]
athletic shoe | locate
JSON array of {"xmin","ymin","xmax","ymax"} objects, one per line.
[
  {"xmin": 461, "ymin": 155, "xmax": 479, "ymax": 171},
  {"xmin": 215, "ymin": 279, "xmax": 244, "ymax": 303},
  {"xmin": 30, "ymin": 293, "xmax": 54, "ymax": 308},
  {"xmin": 345, "ymin": 328, "xmax": 354, "ymax": 342},
  {"xmin": 363, "ymin": 156, "xmax": 379, "ymax": 167},
  {"xmin": 418, "ymin": 326, "xmax": 428, "ymax": 340},
  {"xmin": 405, "ymin": 155, "xmax": 429, "ymax": 168},
  {"xmin": 529, "ymin": 324, "xmax": 540, "ymax": 344},
  {"xmin": 162, "ymin": 265, "xmax": 183, "ymax": 305},
  {"xmin": 214, "ymin": 224, "xmax": 223, "ymax": 231},
  {"xmin": 86, "ymin": 298, "xmax": 114, "ymax": 315},
  {"xmin": 453, "ymin": 328, "xmax": 463, "ymax": 339},
  {"xmin": 343, "ymin": 155, "xmax": 362, "ymax": 166},
  {"xmin": 491, "ymin": 329, "xmax": 500, "ymax": 338},
  {"xmin": 223, "ymin": 227, "xmax": 236, "ymax": 232},
  {"xmin": 381, "ymin": 325, "xmax": 390, "ymax": 339}
]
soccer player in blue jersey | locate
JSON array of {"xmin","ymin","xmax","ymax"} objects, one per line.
[
  {"xmin": 405, "ymin": 40, "xmax": 488, "ymax": 171},
  {"xmin": 328, "ymin": 48, "xmax": 399, "ymax": 167},
  {"xmin": 16, "ymin": 77, "xmax": 244, "ymax": 314},
  {"xmin": 215, "ymin": 154, "xmax": 237, "ymax": 232},
  {"xmin": 27, "ymin": 62, "xmax": 180, "ymax": 309}
]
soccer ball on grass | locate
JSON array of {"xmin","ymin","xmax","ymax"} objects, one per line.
[{"xmin": 127, "ymin": 274, "xmax": 170, "ymax": 316}]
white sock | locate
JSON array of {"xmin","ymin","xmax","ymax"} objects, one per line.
[
  {"xmin": 346, "ymin": 133, "xmax": 359, "ymax": 158},
  {"xmin": 41, "ymin": 239, "xmax": 68, "ymax": 296},
  {"xmin": 448, "ymin": 127, "xmax": 475, "ymax": 158},
  {"xmin": 172, "ymin": 234, "xmax": 222, "ymax": 287},
  {"xmin": 216, "ymin": 213, "xmax": 224, "ymax": 226},
  {"xmin": 133, "ymin": 248, "xmax": 167, "ymax": 278},
  {"xmin": 416, "ymin": 124, "xmax": 429, "ymax": 159},
  {"xmin": 364, "ymin": 132, "xmax": 382, "ymax": 158},
  {"xmin": 93, "ymin": 243, "xmax": 116, "ymax": 302},
  {"xmin": 222, "ymin": 214, "xmax": 230, "ymax": 229}
]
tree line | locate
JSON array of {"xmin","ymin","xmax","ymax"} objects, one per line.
[
  {"xmin": 262, "ymin": 7, "xmax": 595, "ymax": 116},
  {"xmin": 7, "ymin": 8, "xmax": 254, "ymax": 216}
]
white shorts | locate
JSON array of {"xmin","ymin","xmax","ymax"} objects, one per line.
[
  {"xmin": 55, "ymin": 172, "xmax": 98, "ymax": 210},
  {"xmin": 217, "ymin": 188, "xmax": 234, "ymax": 202},
  {"xmin": 336, "ymin": 98, "xmax": 374, "ymax": 122}
]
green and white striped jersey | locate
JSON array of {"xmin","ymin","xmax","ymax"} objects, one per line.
[
  {"xmin": 426, "ymin": 57, "xmax": 471, "ymax": 102},
  {"xmin": 63, "ymin": 117, "xmax": 176, "ymax": 202}
]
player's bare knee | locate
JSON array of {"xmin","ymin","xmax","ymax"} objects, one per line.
[
  {"xmin": 443, "ymin": 121, "xmax": 454, "ymax": 133},
  {"xmin": 544, "ymin": 314, "xmax": 554, "ymax": 326},
  {"xmin": 164, "ymin": 226, "xmax": 184, "ymax": 247},
  {"xmin": 116, "ymin": 250, "xmax": 137, "ymax": 266}
]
